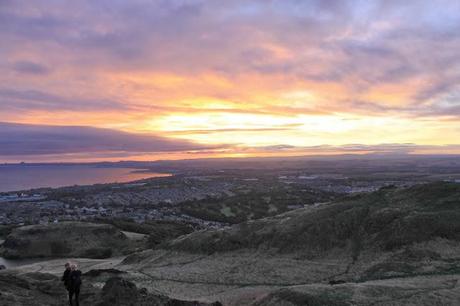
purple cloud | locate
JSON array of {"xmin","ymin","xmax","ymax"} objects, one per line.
[
  {"xmin": 12, "ymin": 61, "xmax": 50, "ymax": 75},
  {"xmin": 0, "ymin": 122, "xmax": 214, "ymax": 156},
  {"xmin": 0, "ymin": 0, "xmax": 460, "ymax": 158},
  {"xmin": 0, "ymin": 89, "xmax": 129, "ymax": 112}
]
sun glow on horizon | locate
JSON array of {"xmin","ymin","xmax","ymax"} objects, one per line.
[
  {"xmin": 142, "ymin": 110, "xmax": 454, "ymax": 148},
  {"xmin": 1, "ymin": 1, "xmax": 460, "ymax": 162}
]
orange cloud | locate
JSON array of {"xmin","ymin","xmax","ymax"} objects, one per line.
[{"xmin": 1, "ymin": 0, "xmax": 460, "ymax": 161}]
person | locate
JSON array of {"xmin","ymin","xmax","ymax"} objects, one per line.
[
  {"xmin": 68, "ymin": 263, "xmax": 82, "ymax": 306},
  {"xmin": 61, "ymin": 262, "xmax": 71, "ymax": 291}
]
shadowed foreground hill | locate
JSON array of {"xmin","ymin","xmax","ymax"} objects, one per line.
[{"xmin": 0, "ymin": 271, "xmax": 222, "ymax": 306}]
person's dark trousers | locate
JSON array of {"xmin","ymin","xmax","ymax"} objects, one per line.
[
  {"xmin": 69, "ymin": 287, "xmax": 80, "ymax": 306},
  {"xmin": 68, "ymin": 289, "xmax": 73, "ymax": 305}
]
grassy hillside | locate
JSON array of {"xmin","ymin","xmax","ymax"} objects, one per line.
[
  {"xmin": 1, "ymin": 222, "xmax": 138, "ymax": 259},
  {"xmin": 180, "ymin": 186, "xmax": 337, "ymax": 224},
  {"xmin": 2, "ymin": 182, "xmax": 459, "ymax": 306},
  {"xmin": 168, "ymin": 182, "xmax": 460, "ymax": 256}
]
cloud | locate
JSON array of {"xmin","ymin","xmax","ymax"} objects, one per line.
[
  {"xmin": 0, "ymin": 121, "xmax": 459, "ymax": 162},
  {"xmin": 0, "ymin": 89, "xmax": 129, "ymax": 112},
  {"xmin": 0, "ymin": 122, "xmax": 213, "ymax": 156},
  {"xmin": 165, "ymin": 125, "xmax": 302, "ymax": 135},
  {"xmin": 245, "ymin": 143, "xmax": 460, "ymax": 155},
  {"xmin": 0, "ymin": 0, "xmax": 460, "ymax": 157},
  {"xmin": 12, "ymin": 61, "xmax": 50, "ymax": 75}
]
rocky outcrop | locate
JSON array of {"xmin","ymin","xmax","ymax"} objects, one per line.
[
  {"xmin": 1, "ymin": 222, "xmax": 135, "ymax": 259},
  {"xmin": 96, "ymin": 277, "xmax": 142, "ymax": 306},
  {"xmin": 95, "ymin": 277, "xmax": 222, "ymax": 306}
]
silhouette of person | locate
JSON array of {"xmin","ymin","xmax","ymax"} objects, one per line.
[
  {"xmin": 68, "ymin": 263, "xmax": 82, "ymax": 306},
  {"xmin": 61, "ymin": 262, "xmax": 71, "ymax": 292}
]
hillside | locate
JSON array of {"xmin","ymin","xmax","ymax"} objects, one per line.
[
  {"xmin": 168, "ymin": 182, "xmax": 460, "ymax": 259},
  {"xmin": 0, "ymin": 271, "xmax": 222, "ymax": 306},
  {"xmin": 1, "ymin": 182, "xmax": 460, "ymax": 305},
  {"xmin": 1, "ymin": 222, "xmax": 140, "ymax": 259},
  {"xmin": 179, "ymin": 186, "xmax": 337, "ymax": 224},
  {"xmin": 121, "ymin": 182, "xmax": 460, "ymax": 305}
]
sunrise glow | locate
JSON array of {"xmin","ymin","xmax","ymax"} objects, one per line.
[{"xmin": 1, "ymin": 1, "xmax": 460, "ymax": 162}]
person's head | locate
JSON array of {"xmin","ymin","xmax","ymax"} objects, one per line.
[
  {"xmin": 70, "ymin": 263, "xmax": 77, "ymax": 271},
  {"xmin": 65, "ymin": 262, "xmax": 70, "ymax": 270}
]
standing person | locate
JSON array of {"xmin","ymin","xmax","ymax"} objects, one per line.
[
  {"xmin": 61, "ymin": 262, "xmax": 71, "ymax": 292},
  {"xmin": 68, "ymin": 263, "xmax": 82, "ymax": 306}
]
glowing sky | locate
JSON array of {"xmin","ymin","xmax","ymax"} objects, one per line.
[{"xmin": 1, "ymin": 0, "xmax": 460, "ymax": 161}]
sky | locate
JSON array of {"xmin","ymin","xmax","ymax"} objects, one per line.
[{"xmin": 1, "ymin": 0, "xmax": 460, "ymax": 162}]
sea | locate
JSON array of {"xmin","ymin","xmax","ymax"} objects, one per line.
[{"xmin": 0, "ymin": 164, "xmax": 170, "ymax": 192}]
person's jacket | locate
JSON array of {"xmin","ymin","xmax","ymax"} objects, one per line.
[
  {"xmin": 61, "ymin": 269, "xmax": 71, "ymax": 289},
  {"xmin": 69, "ymin": 270, "xmax": 82, "ymax": 290}
]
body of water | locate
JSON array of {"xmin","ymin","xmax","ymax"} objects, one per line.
[{"xmin": 0, "ymin": 164, "xmax": 170, "ymax": 192}]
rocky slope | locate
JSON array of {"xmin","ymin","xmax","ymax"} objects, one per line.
[{"xmin": 0, "ymin": 222, "xmax": 140, "ymax": 259}]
